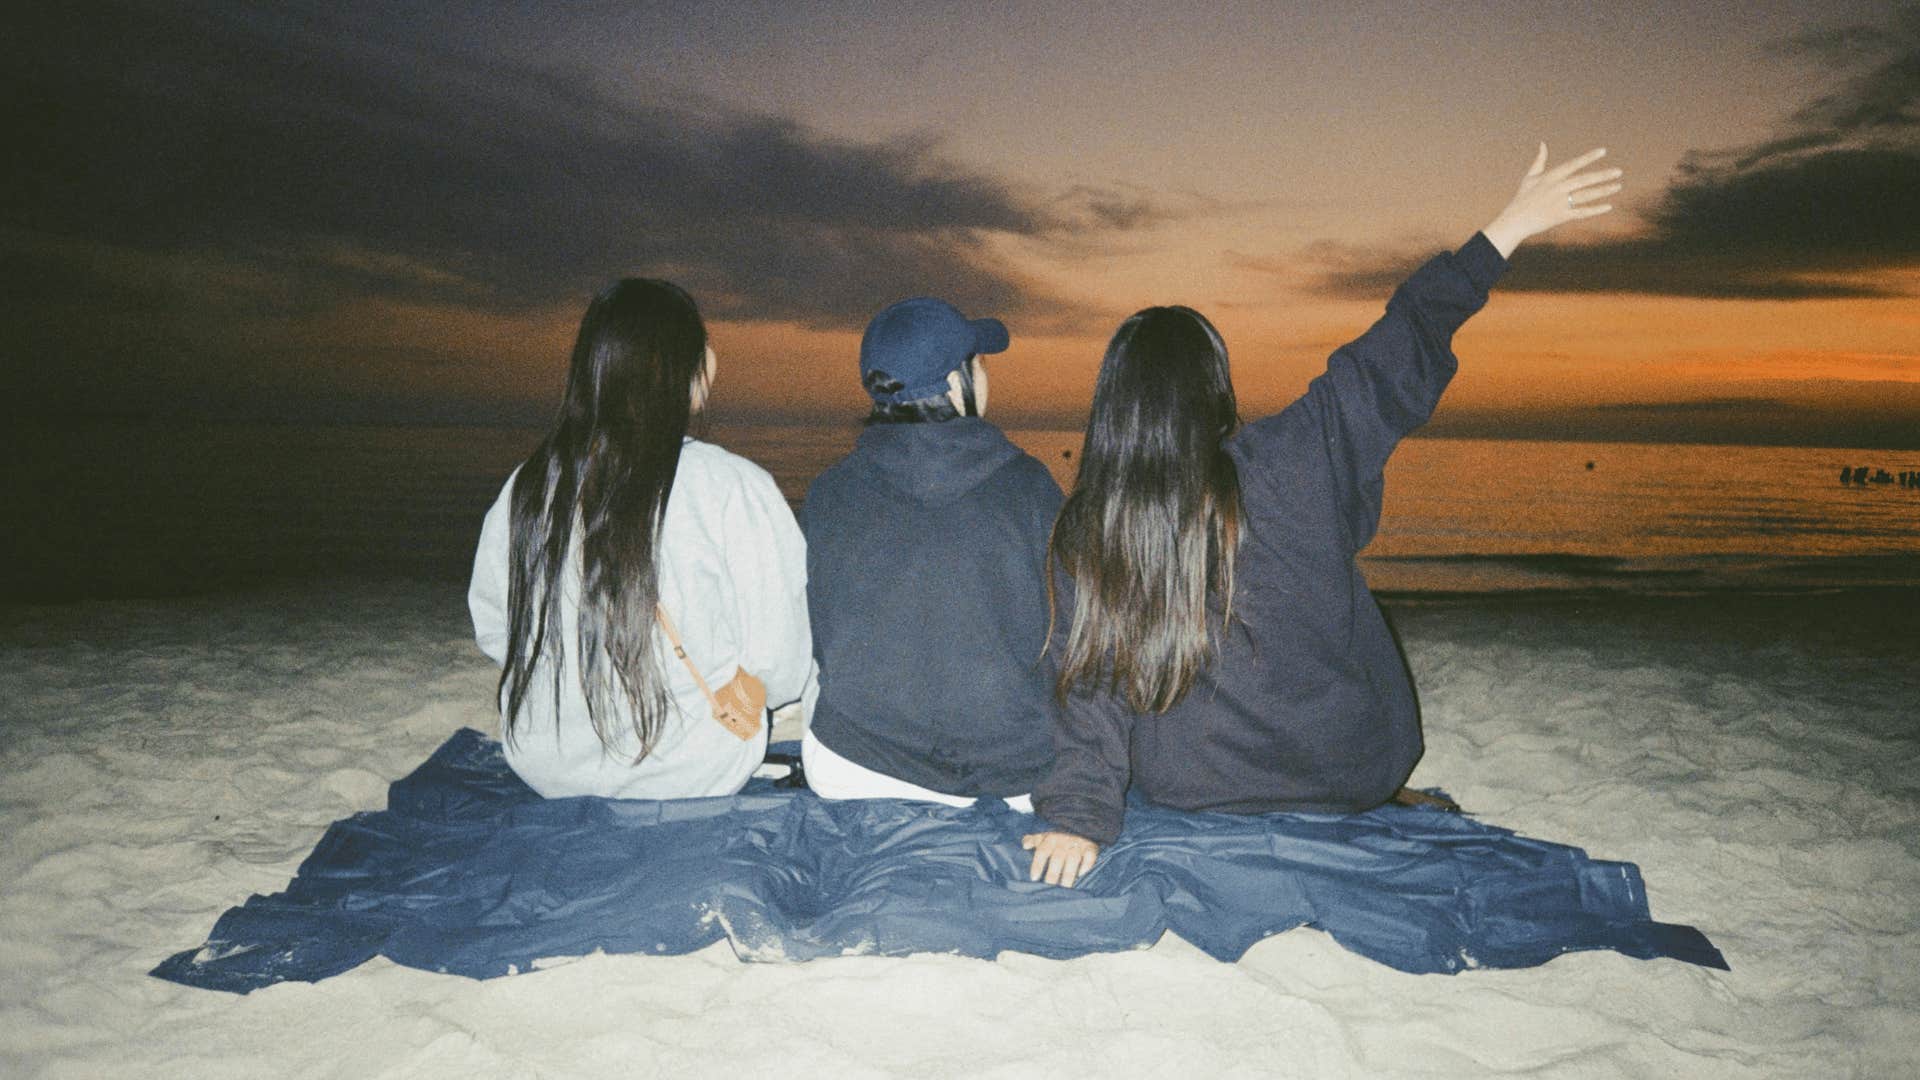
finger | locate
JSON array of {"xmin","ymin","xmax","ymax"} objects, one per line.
[
  {"xmin": 1043, "ymin": 850, "xmax": 1066, "ymax": 886},
  {"xmin": 1563, "ymin": 167, "xmax": 1623, "ymax": 191},
  {"xmin": 1569, "ymin": 182, "xmax": 1624, "ymax": 206},
  {"xmin": 1547, "ymin": 147, "xmax": 1607, "ymax": 180},
  {"xmin": 1029, "ymin": 846, "xmax": 1046, "ymax": 882},
  {"xmin": 1077, "ymin": 848, "xmax": 1098, "ymax": 885},
  {"xmin": 1572, "ymin": 203, "xmax": 1613, "ymax": 218},
  {"xmin": 1527, "ymin": 142, "xmax": 1547, "ymax": 176},
  {"xmin": 1021, "ymin": 834, "xmax": 1038, "ymax": 850},
  {"xmin": 1058, "ymin": 853, "xmax": 1076, "ymax": 889}
]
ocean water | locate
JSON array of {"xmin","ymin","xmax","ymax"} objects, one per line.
[{"xmin": 5, "ymin": 419, "xmax": 1918, "ymax": 599}]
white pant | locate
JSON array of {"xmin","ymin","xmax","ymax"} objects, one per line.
[{"xmin": 801, "ymin": 729, "xmax": 1033, "ymax": 813}]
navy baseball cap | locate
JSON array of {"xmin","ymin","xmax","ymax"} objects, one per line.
[{"xmin": 859, "ymin": 297, "xmax": 1009, "ymax": 404}]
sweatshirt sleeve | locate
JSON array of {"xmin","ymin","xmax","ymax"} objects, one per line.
[
  {"xmin": 725, "ymin": 466, "xmax": 813, "ymax": 711},
  {"xmin": 1239, "ymin": 232, "xmax": 1506, "ymax": 551},
  {"xmin": 467, "ymin": 476, "xmax": 514, "ymax": 668},
  {"xmin": 1030, "ymin": 572, "xmax": 1135, "ymax": 845}
]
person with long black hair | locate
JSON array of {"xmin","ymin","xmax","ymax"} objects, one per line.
[
  {"xmin": 1025, "ymin": 146, "xmax": 1624, "ymax": 887},
  {"xmin": 468, "ymin": 279, "xmax": 811, "ymax": 799}
]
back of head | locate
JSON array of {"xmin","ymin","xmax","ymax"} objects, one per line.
[
  {"xmin": 500, "ymin": 278, "xmax": 709, "ymax": 757},
  {"xmin": 1052, "ymin": 305, "xmax": 1243, "ymax": 712},
  {"xmin": 558, "ymin": 278, "xmax": 707, "ymax": 445},
  {"xmin": 859, "ymin": 297, "xmax": 1007, "ymax": 424}
]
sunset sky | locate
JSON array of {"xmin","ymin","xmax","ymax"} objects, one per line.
[{"xmin": 6, "ymin": 1, "xmax": 1917, "ymax": 446}]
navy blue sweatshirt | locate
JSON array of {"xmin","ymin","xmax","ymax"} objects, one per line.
[
  {"xmin": 1033, "ymin": 234, "xmax": 1508, "ymax": 844},
  {"xmin": 801, "ymin": 417, "xmax": 1063, "ymax": 797}
]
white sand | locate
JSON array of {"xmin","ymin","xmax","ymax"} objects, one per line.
[{"xmin": 2, "ymin": 583, "xmax": 1915, "ymax": 1079}]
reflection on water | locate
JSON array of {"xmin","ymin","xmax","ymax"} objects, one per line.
[
  {"xmin": 1380, "ymin": 439, "xmax": 1920, "ymax": 559},
  {"xmin": 3, "ymin": 422, "xmax": 540, "ymax": 599},
  {"xmin": 4, "ymin": 420, "xmax": 1917, "ymax": 599},
  {"xmin": 1367, "ymin": 439, "xmax": 1920, "ymax": 591}
]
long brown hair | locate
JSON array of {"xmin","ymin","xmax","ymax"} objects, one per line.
[
  {"xmin": 498, "ymin": 278, "xmax": 707, "ymax": 759},
  {"xmin": 1050, "ymin": 305, "xmax": 1242, "ymax": 712}
]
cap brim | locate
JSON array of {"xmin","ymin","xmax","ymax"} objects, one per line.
[{"xmin": 969, "ymin": 317, "xmax": 1010, "ymax": 356}]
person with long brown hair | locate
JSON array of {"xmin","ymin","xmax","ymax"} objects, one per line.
[
  {"xmin": 467, "ymin": 279, "xmax": 811, "ymax": 799},
  {"xmin": 1025, "ymin": 146, "xmax": 1624, "ymax": 887}
]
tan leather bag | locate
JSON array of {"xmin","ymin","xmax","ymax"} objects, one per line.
[{"xmin": 655, "ymin": 605, "xmax": 765, "ymax": 742}]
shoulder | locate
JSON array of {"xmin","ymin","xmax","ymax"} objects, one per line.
[
  {"xmin": 1226, "ymin": 404, "xmax": 1331, "ymax": 512},
  {"xmin": 1230, "ymin": 401, "xmax": 1317, "ymax": 460},
  {"xmin": 964, "ymin": 421, "xmax": 1062, "ymax": 498},
  {"xmin": 997, "ymin": 450, "xmax": 1065, "ymax": 500},
  {"xmin": 678, "ymin": 438, "xmax": 784, "ymax": 501},
  {"xmin": 802, "ymin": 445, "xmax": 868, "ymax": 508},
  {"xmin": 480, "ymin": 463, "xmax": 525, "ymax": 521}
]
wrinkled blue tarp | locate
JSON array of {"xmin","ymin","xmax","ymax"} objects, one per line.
[{"xmin": 153, "ymin": 729, "xmax": 1725, "ymax": 993}]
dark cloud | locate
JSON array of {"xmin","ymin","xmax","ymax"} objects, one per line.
[
  {"xmin": 1753, "ymin": 4, "xmax": 1920, "ymax": 163},
  {"xmin": 1306, "ymin": 6, "xmax": 1920, "ymax": 302},
  {"xmin": 0, "ymin": 1, "xmax": 1156, "ymax": 332},
  {"xmin": 1426, "ymin": 393, "xmax": 1920, "ymax": 449},
  {"xmin": 1583, "ymin": 397, "xmax": 1795, "ymax": 415}
]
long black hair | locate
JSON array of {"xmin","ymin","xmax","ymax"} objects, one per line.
[
  {"xmin": 498, "ymin": 278, "xmax": 709, "ymax": 758},
  {"xmin": 1050, "ymin": 305, "xmax": 1243, "ymax": 712}
]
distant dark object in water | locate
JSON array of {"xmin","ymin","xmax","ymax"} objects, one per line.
[
  {"xmin": 1841, "ymin": 465, "xmax": 1916, "ymax": 489},
  {"xmin": 1585, "ymin": 461, "xmax": 1595, "ymax": 471}
]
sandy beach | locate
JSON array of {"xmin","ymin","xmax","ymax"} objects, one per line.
[{"xmin": 2, "ymin": 582, "xmax": 1915, "ymax": 1078}]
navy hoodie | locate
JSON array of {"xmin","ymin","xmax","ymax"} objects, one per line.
[
  {"xmin": 1034, "ymin": 234, "xmax": 1508, "ymax": 844},
  {"xmin": 801, "ymin": 417, "xmax": 1063, "ymax": 796}
]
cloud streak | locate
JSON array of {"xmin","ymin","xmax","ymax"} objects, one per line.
[{"xmin": 1306, "ymin": 5, "xmax": 1920, "ymax": 302}]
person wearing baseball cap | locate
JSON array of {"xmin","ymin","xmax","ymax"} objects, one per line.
[{"xmin": 798, "ymin": 297, "xmax": 1061, "ymax": 808}]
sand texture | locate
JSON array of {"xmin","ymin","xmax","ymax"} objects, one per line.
[{"xmin": 2, "ymin": 583, "xmax": 1915, "ymax": 1078}]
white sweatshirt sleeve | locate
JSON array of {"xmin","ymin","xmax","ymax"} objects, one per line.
[
  {"xmin": 723, "ymin": 467, "xmax": 813, "ymax": 712},
  {"xmin": 468, "ymin": 476, "xmax": 514, "ymax": 668}
]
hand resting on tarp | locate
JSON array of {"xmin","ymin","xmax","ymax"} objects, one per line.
[{"xmin": 153, "ymin": 728, "xmax": 1725, "ymax": 993}]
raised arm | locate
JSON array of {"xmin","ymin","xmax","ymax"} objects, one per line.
[{"xmin": 1237, "ymin": 145, "xmax": 1623, "ymax": 552}]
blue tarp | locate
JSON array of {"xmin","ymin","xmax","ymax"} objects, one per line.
[{"xmin": 153, "ymin": 729, "xmax": 1725, "ymax": 993}]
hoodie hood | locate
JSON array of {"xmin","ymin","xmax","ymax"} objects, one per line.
[{"xmin": 850, "ymin": 418, "xmax": 1026, "ymax": 506}]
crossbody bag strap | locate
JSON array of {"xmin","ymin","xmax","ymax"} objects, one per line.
[{"xmin": 654, "ymin": 603, "xmax": 719, "ymax": 709}]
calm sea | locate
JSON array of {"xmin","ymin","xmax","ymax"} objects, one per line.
[{"xmin": 6, "ymin": 419, "xmax": 1918, "ymax": 600}]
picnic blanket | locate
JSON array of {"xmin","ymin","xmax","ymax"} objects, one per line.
[{"xmin": 154, "ymin": 728, "xmax": 1725, "ymax": 992}]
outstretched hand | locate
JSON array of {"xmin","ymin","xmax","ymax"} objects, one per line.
[
  {"xmin": 1022, "ymin": 830, "xmax": 1100, "ymax": 888},
  {"xmin": 1482, "ymin": 144, "xmax": 1624, "ymax": 258}
]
